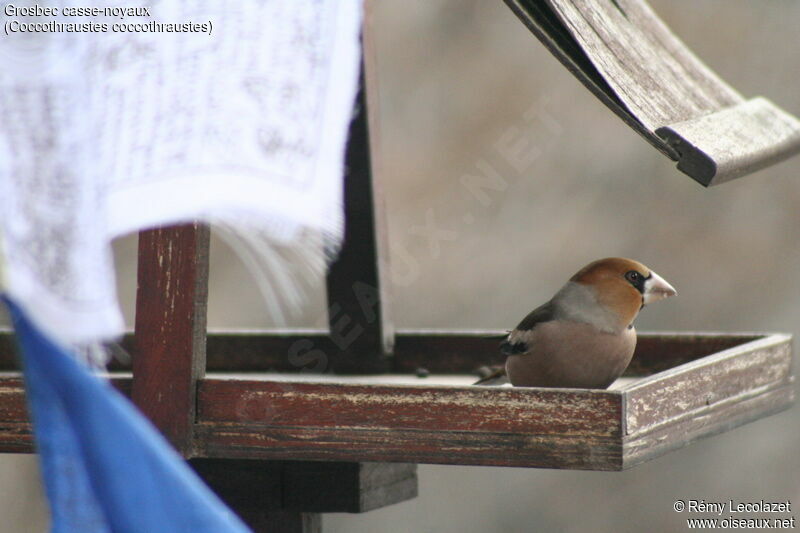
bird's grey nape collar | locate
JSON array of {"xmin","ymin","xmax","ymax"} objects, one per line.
[{"xmin": 552, "ymin": 281, "xmax": 620, "ymax": 333}]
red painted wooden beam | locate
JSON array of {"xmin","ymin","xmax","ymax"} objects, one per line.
[{"xmin": 132, "ymin": 223, "xmax": 210, "ymax": 456}]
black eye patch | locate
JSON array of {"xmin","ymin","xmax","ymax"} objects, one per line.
[{"xmin": 624, "ymin": 270, "xmax": 648, "ymax": 293}]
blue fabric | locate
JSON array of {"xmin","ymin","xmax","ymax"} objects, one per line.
[{"xmin": 5, "ymin": 297, "xmax": 251, "ymax": 533}]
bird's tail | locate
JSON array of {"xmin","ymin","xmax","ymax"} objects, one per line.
[{"xmin": 473, "ymin": 365, "xmax": 508, "ymax": 386}]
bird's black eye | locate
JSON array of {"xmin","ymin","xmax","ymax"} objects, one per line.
[
  {"xmin": 625, "ymin": 270, "xmax": 646, "ymax": 292},
  {"xmin": 625, "ymin": 270, "xmax": 641, "ymax": 283}
]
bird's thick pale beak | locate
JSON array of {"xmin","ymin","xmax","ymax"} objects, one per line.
[{"xmin": 642, "ymin": 271, "xmax": 677, "ymax": 305}]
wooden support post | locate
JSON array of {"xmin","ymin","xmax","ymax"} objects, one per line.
[
  {"xmin": 282, "ymin": 462, "xmax": 418, "ymax": 513},
  {"xmin": 236, "ymin": 511, "xmax": 321, "ymax": 533},
  {"xmin": 132, "ymin": 223, "xmax": 210, "ymax": 456},
  {"xmin": 325, "ymin": 7, "xmax": 394, "ymax": 373},
  {"xmin": 191, "ymin": 459, "xmax": 417, "ymax": 532},
  {"xmin": 191, "ymin": 459, "xmax": 319, "ymax": 533}
]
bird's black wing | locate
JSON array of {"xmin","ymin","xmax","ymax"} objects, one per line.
[
  {"xmin": 475, "ymin": 301, "xmax": 557, "ymax": 386},
  {"xmin": 515, "ymin": 300, "xmax": 557, "ymax": 330},
  {"xmin": 499, "ymin": 300, "xmax": 556, "ymax": 356}
]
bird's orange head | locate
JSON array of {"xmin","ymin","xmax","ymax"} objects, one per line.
[{"xmin": 570, "ymin": 257, "xmax": 676, "ymax": 329}]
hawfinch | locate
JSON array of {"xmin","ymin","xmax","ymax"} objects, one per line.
[{"xmin": 477, "ymin": 258, "xmax": 676, "ymax": 389}]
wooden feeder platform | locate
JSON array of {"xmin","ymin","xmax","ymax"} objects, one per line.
[
  {"xmin": 196, "ymin": 332, "xmax": 793, "ymax": 471},
  {"xmin": 0, "ymin": 331, "xmax": 792, "ymax": 472}
]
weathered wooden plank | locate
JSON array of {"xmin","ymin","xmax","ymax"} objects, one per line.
[
  {"xmin": 0, "ymin": 423, "xmax": 34, "ymax": 453},
  {"xmin": 0, "ymin": 377, "xmax": 132, "ymax": 454},
  {"xmin": 0, "ymin": 376, "xmax": 33, "ymax": 452},
  {"xmin": 195, "ymin": 330, "xmax": 759, "ymax": 376},
  {"xmin": 623, "ymin": 382, "xmax": 794, "ymax": 469},
  {"xmin": 391, "ymin": 331, "xmax": 507, "ymax": 373},
  {"xmin": 544, "ymin": 0, "xmax": 740, "ymax": 130},
  {"xmin": 197, "ymin": 381, "xmax": 622, "ymax": 437},
  {"xmin": 0, "ymin": 334, "xmax": 792, "ymax": 470},
  {"xmin": 502, "ymin": 0, "xmax": 670, "ymax": 157},
  {"xmin": 199, "ymin": 331, "xmax": 759, "ymax": 375},
  {"xmin": 656, "ymin": 98, "xmax": 800, "ymax": 185},
  {"xmin": 503, "ymin": 0, "xmax": 800, "ymax": 185},
  {"xmin": 194, "ymin": 426, "xmax": 623, "ymax": 471},
  {"xmin": 623, "ymin": 333, "xmax": 759, "ymax": 376},
  {"xmin": 0, "ymin": 376, "xmax": 27, "ymax": 422},
  {"xmin": 203, "ymin": 331, "xmax": 347, "ymax": 374},
  {"xmin": 0, "ymin": 331, "xmax": 764, "ymax": 374},
  {"xmin": 195, "ymin": 379, "xmax": 623, "ymax": 470},
  {"xmin": 623, "ymin": 335, "xmax": 792, "ymax": 434},
  {"xmin": 132, "ymin": 224, "xmax": 210, "ymax": 456}
]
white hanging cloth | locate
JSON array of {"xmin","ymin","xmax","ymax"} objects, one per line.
[{"xmin": 0, "ymin": 0, "xmax": 363, "ymax": 346}]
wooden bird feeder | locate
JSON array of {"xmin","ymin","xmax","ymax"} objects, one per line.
[{"xmin": 0, "ymin": 2, "xmax": 796, "ymax": 532}]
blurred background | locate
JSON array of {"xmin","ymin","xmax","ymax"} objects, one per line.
[{"xmin": 1, "ymin": 0, "xmax": 799, "ymax": 531}]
